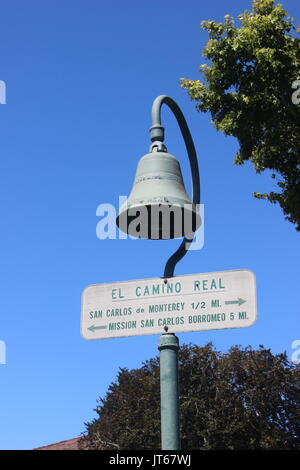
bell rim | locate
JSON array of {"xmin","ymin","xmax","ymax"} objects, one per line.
[{"xmin": 116, "ymin": 202, "xmax": 201, "ymax": 240}]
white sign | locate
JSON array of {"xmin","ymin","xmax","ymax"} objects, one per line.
[{"xmin": 81, "ymin": 270, "xmax": 257, "ymax": 340}]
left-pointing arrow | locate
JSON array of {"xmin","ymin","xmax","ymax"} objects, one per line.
[{"xmin": 88, "ymin": 325, "xmax": 107, "ymax": 332}]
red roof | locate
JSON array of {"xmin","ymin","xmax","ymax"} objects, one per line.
[{"xmin": 34, "ymin": 437, "xmax": 81, "ymax": 450}]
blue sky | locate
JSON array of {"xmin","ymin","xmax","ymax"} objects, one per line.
[{"xmin": 0, "ymin": 0, "xmax": 299, "ymax": 450}]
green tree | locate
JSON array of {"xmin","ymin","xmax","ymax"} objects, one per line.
[
  {"xmin": 81, "ymin": 344, "xmax": 300, "ymax": 450},
  {"xmin": 180, "ymin": 0, "xmax": 300, "ymax": 230}
]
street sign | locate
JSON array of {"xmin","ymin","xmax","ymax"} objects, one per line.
[{"xmin": 81, "ymin": 269, "xmax": 257, "ymax": 340}]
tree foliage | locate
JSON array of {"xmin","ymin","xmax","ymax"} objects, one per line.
[
  {"xmin": 81, "ymin": 343, "xmax": 300, "ymax": 450},
  {"xmin": 180, "ymin": 0, "xmax": 300, "ymax": 230}
]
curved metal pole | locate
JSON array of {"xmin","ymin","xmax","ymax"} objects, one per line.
[{"xmin": 150, "ymin": 95, "xmax": 201, "ymax": 278}]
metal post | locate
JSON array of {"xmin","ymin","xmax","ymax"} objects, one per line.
[
  {"xmin": 150, "ymin": 96, "xmax": 200, "ymax": 450},
  {"xmin": 158, "ymin": 333, "xmax": 180, "ymax": 450}
]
